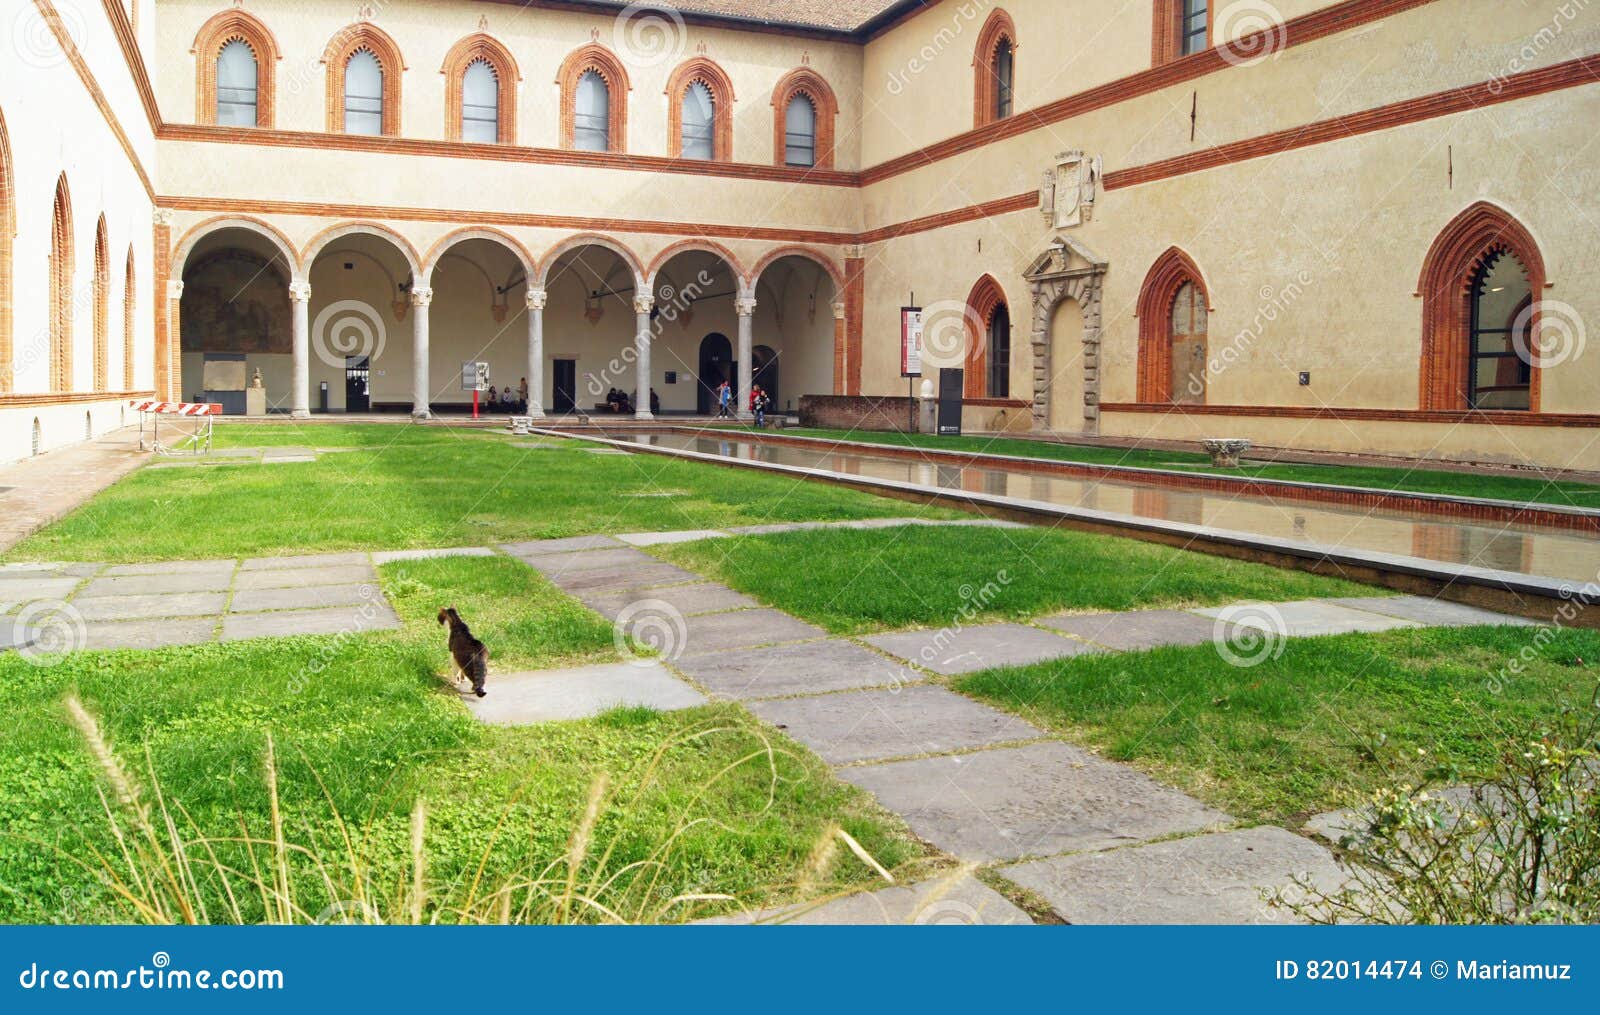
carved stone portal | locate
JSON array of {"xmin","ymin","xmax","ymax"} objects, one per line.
[{"xmin": 1024, "ymin": 235, "xmax": 1108, "ymax": 435}]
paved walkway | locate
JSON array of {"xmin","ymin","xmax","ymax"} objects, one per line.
[{"xmin": 0, "ymin": 427, "xmax": 149, "ymax": 553}]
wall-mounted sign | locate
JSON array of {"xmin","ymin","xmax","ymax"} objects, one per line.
[
  {"xmin": 461, "ymin": 361, "xmax": 490, "ymax": 392},
  {"xmin": 900, "ymin": 306, "xmax": 924, "ymax": 378}
]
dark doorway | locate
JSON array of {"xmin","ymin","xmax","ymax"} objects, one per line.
[
  {"xmin": 552, "ymin": 359, "xmax": 577, "ymax": 414},
  {"xmin": 345, "ymin": 355, "xmax": 371, "ymax": 412},
  {"xmin": 697, "ymin": 333, "xmax": 734, "ymax": 415},
  {"xmin": 752, "ymin": 345, "xmax": 780, "ymax": 409}
]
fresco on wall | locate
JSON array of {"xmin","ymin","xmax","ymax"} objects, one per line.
[{"xmin": 181, "ymin": 253, "xmax": 291, "ymax": 354}]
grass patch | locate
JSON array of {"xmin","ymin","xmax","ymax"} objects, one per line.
[
  {"xmin": 0, "ymin": 555, "xmax": 927, "ymax": 923},
  {"xmin": 768, "ymin": 428, "xmax": 1600, "ymax": 509},
  {"xmin": 9, "ymin": 424, "xmax": 959, "ymax": 563},
  {"xmin": 956, "ymin": 624, "xmax": 1600, "ymax": 824},
  {"xmin": 654, "ymin": 525, "xmax": 1376, "ymax": 635}
]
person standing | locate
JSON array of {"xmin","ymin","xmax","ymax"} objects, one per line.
[
  {"xmin": 518, "ymin": 376, "xmax": 529, "ymax": 413},
  {"xmin": 716, "ymin": 379, "xmax": 732, "ymax": 419},
  {"xmin": 752, "ymin": 386, "xmax": 769, "ymax": 428}
]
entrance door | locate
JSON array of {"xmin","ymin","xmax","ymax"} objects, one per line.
[
  {"xmin": 345, "ymin": 355, "xmax": 371, "ymax": 412},
  {"xmin": 697, "ymin": 334, "xmax": 734, "ymax": 415},
  {"xmin": 752, "ymin": 345, "xmax": 780, "ymax": 409},
  {"xmin": 552, "ymin": 359, "xmax": 577, "ymax": 414}
]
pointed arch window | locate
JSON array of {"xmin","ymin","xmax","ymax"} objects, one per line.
[
  {"xmin": 50, "ymin": 175, "xmax": 73, "ymax": 393},
  {"xmin": 461, "ymin": 59, "xmax": 498, "ymax": 142},
  {"xmin": 443, "ymin": 33, "xmax": 518, "ymax": 144},
  {"xmin": 962, "ymin": 275, "xmax": 1010, "ymax": 399},
  {"xmin": 216, "ymin": 40, "xmax": 258, "ymax": 125},
  {"xmin": 987, "ymin": 302, "xmax": 1012, "ymax": 398},
  {"xmin": 682, "ymin": 82, "xmax": 715, "ymax": 160},
  {"xmin": 771, "ymin": 68, "xmax": 838, "ymax": 169},
  {"xmin": 783, "ymin": 94, "xmax": 816, "ymax": 167},
  {"xmin": 973, "ymin": 10, "xmax": 1018, "ymax": 128},
  {"xmin": 123, "ymin": 247, "xmax": 136, "ymax": 390},
  {"xmin": 576, "ymin": 71, "xmax": 611, "ymax": 151},
  {"xmin": 93, "ymin": 216, "xmax": 109, "ymax": 391},
  {"xmin": 344, "ymin": 50, "xmax": 384, "ymax": 136},
  {"xmin": 994, "ymin": 39, "xmax": 1015, "ymax": 119},
  {"xmin": 1135, "ymin": 248, "xmax": 1210, "ymax": 404},
  {"xmin": 323, "ymin": 24, "xmax": 404, "ymax": 136},
  {"xmin": 667, "ymin": 58, "xmax": 734, "ymax": 161},
  {"xmin": 559, "ymin": 45, "xmax": 630, "ymax": 153},
  {"xmin": 193, "ymin": 10, "xmax": 279, "ymax": 127}
]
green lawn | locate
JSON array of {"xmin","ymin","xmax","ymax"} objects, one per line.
[
  {"xmin": 0, "ymin": 556, "xmax": 928, "ymax": 924},
  {"xmin": 654, "ymin": 525, "xmax": 1377, "ymax": 635},
  {"xmin": 957, "ymin": 625, "xmax": 1600, "ymax": 825},
  {"xmin": 8, "ymin": 424, "xmax": 959, "ymax": 563},
  {"xmin": 764, "ymin": 428, "xmax": 1600, "ymax": 509}
]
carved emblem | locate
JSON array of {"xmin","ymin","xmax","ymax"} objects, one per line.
[{"xmin": 1041, "ymin": 150, "xmax": 1102, "ymax": 229}]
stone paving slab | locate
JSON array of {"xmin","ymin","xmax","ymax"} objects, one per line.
[
  {"xmin": 240, "ymin": 552, "xmax": 372, "ymax": 571},
  {"xmin": 0, "ymin": 577, "xmax": 86, "ymax": 600},
  {"xmin": 840, "ymin": 742, "xmax": 1231, "ymax": 862},
  {"xmin": 615, "ymin": 529, "xmax": 730, "ymax": 547},
  {"xmin": 499, "ymin": 535, "xmax": 623, "ymax": 557},
  {"xmin": 1000, "ymin": 826, "xmax": 1345, "ymax": 925},
  {"xmin": 546, "ymin": 562, "xmax": 704, "ymax": 594},
  {"xmin": 82, "ymin": 617, "xmax": 217, "ymax": 651},
  {"xmin": 748, "ymin": 685, "xmax": 1046, "ymax": 765},
  {"xmin": 233, "ymin": 564, "xmax": 375, "ymax": 590},
  {"xmin": 1194, "ymin": 599, "xmax": 1423, "ymax": 637},
  {"xmin": 700, "ymin": 875, "xmax": 1032, "ymax": 925},
  {"xmin": 522, "ymin": 547, "xmax": 657, "ymax": 574},
  {"xmin": 72, "ymin": 592, "xmax": 228, "ymax": 621},
  {"xmin": 863, "ymin": 623, "xmax": 1100, "ymax": 676},
  {"xmin": 1036, "ymin": 609, "xmax": 1222, "ymax": 651},
  {"xmin": 1329, "ymin": 595, "xmax": 1538, "ymax": 628},
  {"xmin": 672, "ymin": 639, "xmax": 914, "ymax": 700},
  {"xmin": 230, "ymin": 583, "xmax": 378, "ymax": 613},
  {"xmin": 79, "ymin": 571, "xmax": 234, "ymax": 598},
  {"xmin": 101, "ymin": 560, "xmax": 235, "ymax": 577},
  {"xmin": 371, "ymin": 547, "xmax": 495, "ymax": 564},
  {"xmin": 465, "ymin": 661, "xmax": 707, "ymax": 724},
  {"xmin": 221, "ymin": 603, "xmax": 400, "ymax": 641},
  {"xmin": 579, "ymin": 582, "xmax": 757, "ymax": 621},
  {"xmin": 678, "ymin": 608, "xmax": 824, "ymax": 655}
]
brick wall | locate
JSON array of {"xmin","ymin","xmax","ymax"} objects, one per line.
[{"xmin": 799, "ymin": 394, "xmax": 918, "ymax": 432}]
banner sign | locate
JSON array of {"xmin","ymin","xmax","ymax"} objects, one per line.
[
  {"xmin": 900, "ymin": 307, "xmax": 923, "ymax": 378},
  {"xmin": 461, "ymin": 362, "xmax": 490, "ymax": 392}
]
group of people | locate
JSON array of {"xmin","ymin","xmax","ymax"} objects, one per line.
[
  {"xmin": 604, "ymin": 387, "xmax": 661, "ymax": 415},
  {"xmin": 484, "ymin": 379, "xmax": 530, "ymax": 413},
  {"xmin": 715, "ymin": 380, "xmax": 773, "ymax": 426}
]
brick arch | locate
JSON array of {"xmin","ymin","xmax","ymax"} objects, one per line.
[
  {"xmin": 0, "ymin": 105, "xmax": 12, "ymax": 393},
  {"xmin": 93, "ymin": 215, "xmax": 109, "ymax": 391},
  {"xmin": 422, "ymin": 226, "xmax": 536, "ymax": 283},
  {"xmin": 748, "ymin": 245, "xmax": 845, "ymax": 293},
  {"xmin": 646, "ymin": 239, "xmax": 746, "ymax": 290},
  {"xmin": 963, "ymin": 274, "xmax": 1010, "ymax": 398},
  {"xmin": 123, "ymin": 245, "xmax": 136, "ymax": 389},
  {"xmin": 537, "ymin": 232, "xmax": 645, "ymax": 290},
  {"xmin": 302, "ymin": 220, "xmax": 423, "ymax": 281},
  {"xmin": 192, "ymin": 7, "xmax": 280, "ymax": 127},
  {"xmin": 50, "ymin": 174, "xmax": 73, "ymax": 393},
  {"xmin": 441, "ymin": 32, "xmax": 519, "ymax": 144},
  {"xmin": 1417, "ymin": 201, "xmax": 1547, "ymax": 412},
  {"xmin": 1135, "ymin": 246, "xmax": 1209, "ymax": 403},
  {"xmin": 557, "ymin": 43, "xmax": 630, "ymax": 153},
  {"xmin": 322, "ymin": 22, "xmax": 405, "ymax": 136},
  {"xmin": 172, "ymin": 215, "xmax": 302, "ymax": 279},
  {"xmin": 770, "ymin": 67, "xmax": 838, "ymax": 169},
  {"xmin": 973, "ymin": 8, "xmax": 1017, "ymax": 127},
  {"xmin": 666, "ymin": 57, "xmax": 735, "ymax": 161}
]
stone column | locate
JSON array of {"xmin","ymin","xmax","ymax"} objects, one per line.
[
  {"xmin": 832, "ymin": 300, "xmax": 847, "ymax": 396},
  {"xmin": 735, "ymin": 296, "xmax": 757, "ymax": 421},
  {"xmin": 526, "ymin": 288, "xmax": 546, "ymax": 418},
  {"xmin": 632, "ymin": 293, "xmax": 654, "ymax": 420},
  {"xmin": 410, "ymin": 286, "xmax": 433, "ymax": 420},
  {"xmin": 288, "ymin": 280, "xmax": 310, "ymax": 418}
]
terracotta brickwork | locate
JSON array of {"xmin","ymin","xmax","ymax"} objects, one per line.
[
  {"xmin": 962, "ymin": 274, "xmax": 1008, "ymax": 398},
  {"xmin": 1135, "ymin": 247, "xmax": 1207, "ymax": 404},
  {"xmin": 441, "ymin": 33, "xmax": 519, "ymax": 144},
  {"xmin": 556, "ymin": 44, "xmax": 630, "ymax": 153},
  {"xmin": 665, "ymin": 57, "xmax": 735, "ymax": 161},
  {"xmin": 92, "ymin": 215, "xmax": 108, "ymax": 391},
  {"xmin": 972, "ymin": 9, "xmax": 1018, "ymax": 128},
  {"xmin": 770, "ymin": 67, "xmax": 838, "ymax": 169},
  {"xmin": 322, "ymin": 22, "xmax": 405, "ymax": 137},
  {"xmin": 122, "ymin": 246, "xmax": 135, "ymax": 389},
  {"xmin": 191, "ymin": 8, "xmax": 279, "ymax": 127},
  {"xmin": 50, "ymin": 175, "xmax": 73, "ymax": 393}
]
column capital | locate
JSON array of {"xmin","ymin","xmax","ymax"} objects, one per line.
[
  {"xmin": 734, "ymin": 297, "xmax": 758, "ymax": 318},
  {"xmin": 409, "ymin": 286, "xmax": 434, "ymax": 307},
  {"xmin": 842, "ymin": 244, "xmax": 866, "ymax": 260},
  {"xmin": 832, "ymin": 300, "xmax": 847, "ymax": 321},
  {"xmin": 287, "ymin": 280, "xmax": 311, "ymax": 302},
  {"xmin": 166, "ymin": 280, "xmax": 186, "ymax": 301},
  {"xmin": 153, "ymin": 208, "xmax": 176, "ymax": 228},
  {"xmin": 526, "ymin": 288, "xmax": 547, "ymax": 311},
  {"xmin": 633, "ymin": 294, "xmax": 654, "ymax": 315}
]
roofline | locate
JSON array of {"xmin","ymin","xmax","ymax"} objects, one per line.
[{"xmin": 473, "ymin": 0, "xmax": 933, "ymax": 43}]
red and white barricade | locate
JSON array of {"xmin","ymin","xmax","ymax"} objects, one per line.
[{"xmin": 130, "ymin": 400, "xmax": 223, "ymax": 456}]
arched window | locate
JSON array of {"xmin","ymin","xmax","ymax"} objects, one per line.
[
  {"xmin": 1135, "ymin": 247, "xmax": 1209, "ymax": 404},
  {"xmin": 50, "ymin": 174, "xmax": 73, "ymax": 393},
  {"xmin": 559, "ymin": 44, "xmax": 630, "ymax": 153},
  {"xmin": 681, "ymin": 82, "xmax": 715, "ymax": 160},
  {"xmin": 1153, "ymin": 0, "xmax": 1211, "ymax": 65},
  {"xmin": 323, "ymin": 24, "xmax": 404, "ymax": 136},
  {"xmin": 443, "ymin": 33, "xmax": 518, "ymax": 144},
  {"xmin": 666, "ymin": 58, "xmax": 734, "ymax": 161},
  {"xmin": 962, "ymin": 275, "xmax": 1010, "ymax": 399},
  {"xmin": 771, "ymin": 68, "xmax": 839, "ymax": 169},
  {"xmin": 987, "ymin": 302, "xmax": 1012, "ymax": 398},
  {"xmin": 461, "ymin": 59, "xmax": 498, "ymax": 142},
  {"xmin": 123, "ymin": 247, "xmax": 136, "ymax": 389},
  {"xmin": 575, "ymin": 71, "xmax": 610, "ymax": 151},
  {"xmin": 344, "ymin": 50, "xmax": 384, "ymax": 136},
  {"xmin": 192, "ymin": 9, "xmax": 279, "ymax": 127},
  {"xmin": 215, "ymin": 40, "xmax": 258, "ymax": 125},
  {"xmin": 93, "ymin": 216, "xmax": 109, "ymax": 391},
  {"xmin": 0, "ymin": 106, "xmax": 12, "ymax": 394},
  {"xmin": 973, "ymin": 9, "xmax": 1018, "ymax": 128},
  {"xmin": 1418, "ymin": 202, "xmax": 1547, "ymax": 412}
]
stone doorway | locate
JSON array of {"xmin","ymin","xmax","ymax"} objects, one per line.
[{"xmin": 1024, "ymin": 237, "xmax": 1107, "ymax": 435}]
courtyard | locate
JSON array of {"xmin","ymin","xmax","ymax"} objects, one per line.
[{"xmin": 0, "ymin": 420, "xmax": 1594, "ymax": 925}]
